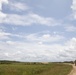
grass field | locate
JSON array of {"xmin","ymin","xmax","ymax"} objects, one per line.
[{"xmin": 0, "ymin": 63, "xmax": 72, "ymax": 75}]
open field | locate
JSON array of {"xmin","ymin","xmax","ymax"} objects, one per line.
[{"xmin": 0, "ymin": 62, "xmax": 72, "ymax": 75}]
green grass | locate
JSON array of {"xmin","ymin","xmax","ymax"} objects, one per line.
[{"xmin": 0, "ymin": 63, "xmax": 72, "ymax": 75}]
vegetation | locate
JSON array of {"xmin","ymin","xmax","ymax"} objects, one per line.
[{"xmin": 0, "ymin": 61, "xmax": 72, "ymax": 75}]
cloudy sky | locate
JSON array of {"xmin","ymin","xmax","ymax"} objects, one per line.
[{"xmin": 0, "ymin": 0, "xmax": 76, "ymax": 62}]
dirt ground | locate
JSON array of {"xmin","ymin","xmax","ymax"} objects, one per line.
[{"xmin": 68, "ymin": 64, "xmax": 76, "ymax": 75}]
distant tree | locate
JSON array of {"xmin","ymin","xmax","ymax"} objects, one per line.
[{"xmin": 75, "ymin": 60, "xmax": 76, "ymax": 66}]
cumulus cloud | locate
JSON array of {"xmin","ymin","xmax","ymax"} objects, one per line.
[
  {"xmin": 0, "ymin": 40, "xmax": 61, "ymax": 61},
  {"xmin": 0, "ymin": 37, "xmax": 76, "ymax": 62},
  {"xmin": 0, "ymin": 30, "xmax": 76, "ymax": 62},
  {"xmin": 1, "ymin": 13, "xmax": 60, "ymax": 26},
  {"xmin": 63, "ymin": 38, "xmax": 76, "ymax": 60},
  {"xmin": 71, "ymin": 0, "xmax": 76, "ymax": 19},
  {"xmin": 26, "ymin": 33, "xmax": 64, "ymax": 43},
  {"xmin": 0, "ymin": 30, "xmax": 64, "ymax": 61},
  {"xmin": 0, "ymin": 30, "xmax": 64, "ymax": 43},
  {"xmin": 0, "ymin": 0, "xmax": 60, "ymax": 26},
  {"xmin": 0, "ymin": 0, "xmax": 76, "ymax": 62}
]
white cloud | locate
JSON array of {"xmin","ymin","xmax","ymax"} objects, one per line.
[
  {"xmin": 71, "ymin": 0, "xmax": 76, "ymax": 19},
  {"xmin": 0, "ymin": 31, "xmax": 64, "ymax": 61},
  {"xmin": 42, "ymin": 34, "xmax": 51, "ymax": 39},
  {"xmin": 6, "ymin": 41, "xmax": 15, "ymax": 45},
  {"xmin": 26, "ymin": 33, "xmax": 64, "ymax": 43},
  {"xmin": 38, "ymin": 42, "xmax": 43, "ymax": 45},
  {"xmin": 0, "ymin": 30, "xmax": 64, "ymax": 43},
  {"xmin": 0, "ymin": 40, "xmax": 61, "ymax": 61},
  {"xmin": 0, "ymin": 31, "xmax": 11, "ymax": 40},
  {"xmin": 0, "ymin": 28, "xmax": 65, "ymax": 45},
  {"xmin": 0, "ymin": 30, "xmax": 23, "ymax": 40},
  {"xmin": 0, "ymin": 0, "xmax": 60, "ymax": 26},
  {"xmin": 65, "ymin": 25, "xmax": 76, "ymax": 32},
  {"xmin": 0, "ymin": 0, "xmax": 76, "ymax": 62},
  {"xmin": 63, "ymin": 38, "xmax": 76, "ymax": 59},
  {"xmin": 0, "ymin": 0, "xmax": 8, "ymax": 10},
  {"xmin": 0, "ymin": 26, "xmax": 5, "ymax": 32},
  {"xmin": 9, "ymin": 2, "xmax": 29, "ymax": 11},
  {"xmin": 0, "ymin": 12, "xmax": 7, "ymax": 18},
  {"xmin": 0, "ymin": 11, "xmax": 7, "ymax": 23},
  {"xmin": 4, "ymin": 53, "xmax": 9, "ymax": 57},
  {"xmin": 1, "ymin": 13, "xmax": 60, "ymax": 26},
  {"xmin": 0, "ymin": 37, "xmax": 76, "ymax": 61},
  {"xmin": 0, "ymin": 0, "xmax": 8, "ymax": 22},
  {"xmin": 0, "ymin": 28, "xmax": 76, "ymax": 62}
]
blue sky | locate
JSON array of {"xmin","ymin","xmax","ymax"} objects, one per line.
[{"xmin": 0, "ymin": 0, "xmax": 76, "ymax": 62}]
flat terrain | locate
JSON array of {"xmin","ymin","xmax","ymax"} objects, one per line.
[{"xmin": 0, "ymin": 63, "xmax": 72, "ymax": 75}]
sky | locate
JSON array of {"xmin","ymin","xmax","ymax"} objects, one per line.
[{"xmin": 0, "ymin": 0, "xmax": 76, "ymax": 62}]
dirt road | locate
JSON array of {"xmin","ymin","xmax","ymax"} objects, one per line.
[{"xmin": 68, "ymin": 64, "xmax": 76, "ymax": 75}]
